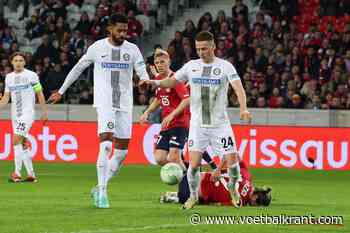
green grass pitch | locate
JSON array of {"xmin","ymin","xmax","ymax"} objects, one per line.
[{"xmin": 0, "ymin": 161, "xmax": 348, "ymax": 233}]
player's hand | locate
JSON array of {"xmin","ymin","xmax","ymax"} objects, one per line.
[
  {"xmin": 138, "ymin": 79, "xmax": 155, "ymax": 88},
  {"xmin": 139, "ymin": 112, "xmax": 149, "ymax": 124},
  {"xmin": 47, "ymin": 92, "xmax": 62, "ymax": 104},
  {"xmin": 150, "ymin": 65, "xmax": 159, "ymax": 77},
  {"xmin": 41, "ymin": 111, "xmax": 48, "ymax": 125},
  {"xmin": 211, "ymin": 169, "xmax": 221, "ymax": 182},
  {"xmin": 161, "ymin": 113, "xmax": 175, "ymax": 128},
  {"xmin": 240, "ymin": 109, "xmax": 252, "ymax": 123}
]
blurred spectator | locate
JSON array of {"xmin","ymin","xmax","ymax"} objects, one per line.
[
  {"xmin": 232, "ymin": 0, "xmax": 249, "ymax": 21},
  {"xmin": 75, "ymin": 12, "xmax": 92, "ymax": 35},
  {"xmin": 34, "ymin": 34, "xmax": 59, "ymax": 62},
  {"xmin": 127, "ymin": 10, "xmax": 143, "ymax": 46}
]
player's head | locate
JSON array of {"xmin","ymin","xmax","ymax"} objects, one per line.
[
  {"xmin": 107, "ymin": 14, "xmax": 128, "ymax": 46},
  {"xmin": 10, "ymin": 52, "xmax": 26, "ymax": 72},
  {"xmin": 249, "ymin": 187, "xmax": 272, "ymax": 206},
  {"xmin": 195, "ymin": 31, "xmax": 216, "ymax": 63},
  {"xmin": 154, "ymin": 49, "xmax": 170, "ymax": 75}
]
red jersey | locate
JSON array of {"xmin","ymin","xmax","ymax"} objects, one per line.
[
  {"xmin": 200, "ymin": 161, "xmax": 254, "ymax": 206},
  {"xmin": 155, "ymin": 73, "xmax": 190, "ymax": 131}
]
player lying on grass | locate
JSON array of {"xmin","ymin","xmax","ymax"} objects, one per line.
[
  {"xmin": 140, "ymin": 48, "xmax": 217, "ymax": 171},
  {"xmin": 160, "ymin": 160, "xmax": 272, "ymax": 207}
]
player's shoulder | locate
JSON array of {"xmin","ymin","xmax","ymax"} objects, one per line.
[
  {"xmin": 5, "ymin": 71, "xmax": 14, "ymax": 79},
  {"xmin": 24, "ymin": 68, "xmax": 37, "ymax": 76},
  {"xmin": 183, "ymin": 59, "xmax": 201, "ymax": 68},
  {"xmin": 23, "ymin": 69, "xmax": 39, "ymax": 79},
  {"xmin": 215, "ymin": 57, "xmax": 234, "ymax": 67},
  {"xmin": 122, "ymin": 40, "xmax": 142, "ymax": 53},
  {"xmin": 89, "ymin": 38, "xmax": 107, "ymax": 50},
  {"xmin": 123, "ymin": 40, "xmax": 138, "ymax": 48}
]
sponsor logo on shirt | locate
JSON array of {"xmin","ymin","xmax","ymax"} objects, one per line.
[
  {"xmin": 101, "ymin": 62, "xmax": 130, "ymax": 69},
  {"xmin": 8, "ymin": 84, "xmax": 31, "ymax": 91},
  {"xmin": 192, "ymin": 78, "xmax": 221, "ymax": 86}
]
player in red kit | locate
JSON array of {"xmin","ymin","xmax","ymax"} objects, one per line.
[
  {"xmin": 140, "ymin": 49, "xmax": 190, "ymax": 169},
  {"xmin": 160, "ymin": 161, "xmax": 272, "ymax": 207}
]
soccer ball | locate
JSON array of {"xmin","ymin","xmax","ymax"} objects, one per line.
[{"xmin": 160, "ymin": 162, "xmax": 184, "ymax": 185}]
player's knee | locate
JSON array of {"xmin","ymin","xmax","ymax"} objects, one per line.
[
  {"xmin": 114, "ymin": 138, "xmax": 130, "ymax": 150},
  {"xmin": 155, "ymin": 153, "xmax": 167, "ymax": 165},
  {"xmin": 167, "ymin": 149, "xmax": 181, "ymax": 163},
  {"xmin": 97, "ymin": 141, "xmax": 112, "ymax": 166},
  {"xmin": 99, "ymin": 133, "xmax": 113, "ymax": 142}
]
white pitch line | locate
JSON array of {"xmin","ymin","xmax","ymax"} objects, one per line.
[{"xmin": 40, "ymin": 223, "xmax": 192, "ymax": 233}]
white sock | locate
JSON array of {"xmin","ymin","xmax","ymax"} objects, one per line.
[
  {"xmin": 14, "ymin": 144, "xmax": 24, "ymax": 177},
  {"xmin": 187, "ymin": 166, "xmax": 200, "ymax": 200},
  {"xmin": 22, "ymin": 148, "xmax": 35, "ymax": 177},
  {"xmin": 97, "ymin": 141, "xmax": 112, "ymax": 197},
  {"xmin": 228, "ymin": 162, "xmax": 241, "ymax": 192},
  {"xmin": 106, "ymin": 149, "xmax": 127, "ymax": 183}
]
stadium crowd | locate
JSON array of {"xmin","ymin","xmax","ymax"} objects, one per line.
[{"xmin": 0, "ymin": 0, "xmax": 350, "ymax": 109}]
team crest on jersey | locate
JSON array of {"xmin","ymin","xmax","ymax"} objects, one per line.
[
  {"xmin": 123, "ymin": 53, "xmax": 130, "ymax": 61},
  {"xmin": 188, "ymin": 139, "xmax": 194, "ymax": 147},
  {"xmin": 213, "ymin": 68, "xmax": 221, "ymax": 75},
  {"xmin": 166, "ymin": 88, "xmax": 171, "ymax": 92},
  {"xmin": 107, "ymin": 122, "xmax": 115, "ymax": 129}
]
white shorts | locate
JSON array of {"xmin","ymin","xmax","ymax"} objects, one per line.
[
  {"xmin": 188, "ymin": 124, "xmax": 238, "ymax": 157},
  {"xmin": 96, "ymin": 108, "xmax": 132, "ymax": 139},
  {"xmin": 12, "ymin": 118, "xmax": 33, "ymax": 138}
]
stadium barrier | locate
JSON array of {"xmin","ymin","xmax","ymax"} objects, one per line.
[{"xmin": 0, "ymin": 120, "xmax": 348, "ymax": 170}]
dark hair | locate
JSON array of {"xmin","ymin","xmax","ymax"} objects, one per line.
[
  {"xmin": 195, "ymin": 31, "xmax": 214, "ymax": 42},
  {"xmin": 108, "ymin": 13, "xmax": 128, "ymax": 26},
  {"xmin": 254, "ymin": 187, "xmax": 272, "ymax": 206},
  {"xmin": 10, "ymin": 52, "xmax": 26, "ymax": 62}
]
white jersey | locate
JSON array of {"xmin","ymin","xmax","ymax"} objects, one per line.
[
  {"xmin": 58, "ymin": 38, "xmax": 149, "ymax": 112},
  {"xmin": 175, "ymin": 57, "xmax": 240, "ymax": 127},
  {"xmin": 4, "ymin": 69, "xmax": 39, "ymax": 120}
]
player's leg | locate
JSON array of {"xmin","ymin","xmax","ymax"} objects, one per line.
[
  {"xmin": 22, "ymin": 137, "xmax": 37, "ymax": 182},
  {"xmin": 19, "ymin": 118, "xmax": 35, "ymax": 181},
  {"xmin": 106, "ymin": 111, "xmax": 131, "ymax": 182},
  {"xmin": 94, "ymin": 108, "xmax": 114, "ymax": 208},
  {"xmin": 210, "ymin": 125, "xmax": 242, "ymax": 207},
  {"xmin": 183, "ymin": 127, "xmax": 207, "ymax": 209},
  {"xmin": 202, "ymin": 151, "xmax": 217, "ymax": 170},
  {"xmin": 167, "ymin": 128, "xmax": 187, "ymax": 170},
  {"xmin": 154, "ymin": 130, "xmax": 170, "ymax": 166},
  {"xmin": 10, "ymin": 119, "xmax": 32, "ymax": 182},
  {"xmin": 10, "ymin": 133, "xmax": 25, "ymax": 182}
]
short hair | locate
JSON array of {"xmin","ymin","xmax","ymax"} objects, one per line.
[
  {"xmin": 154, "ymin": 48, "xmax": 169, "ymax": 60},
  {"xmin": 195, "ymin": 31, "xmax": 214, "ymax": 42},
  {"xmin": 10, "ymin": 52, "xmax": 26, "ymax": 62},
  {"xmin": 108, "ymin": 13, "xmax": 128, "ymax": 26}
]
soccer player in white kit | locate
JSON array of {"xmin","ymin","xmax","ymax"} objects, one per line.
[
  {"xmin": 0, "ymin": 52, "xmax": 48, "ymax": 183},
  {"xmin": 48, "ymin": 14, "xmax": 149, "ymax": 208},
  {"xmin": 141, "ymin": 31, "xmax": 252, "ymax": 209}
]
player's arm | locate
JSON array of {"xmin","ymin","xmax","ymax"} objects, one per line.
[
  {"xmin": 0, "ymin": 92, "xmax": 10, "ymax": 109},
  {"xmin": 31, "ymin": 74, "xmax": 48, "ymax": 122},
  {"xmin": 134, "ymin": 46, "xmax": 150, "ymax": 81},
  {"xmin": 162, "ymin": 97, "xmax": 189, "ymax": 128},
  {"xmin": 140, "ymin": 98, "xmax": 160, "ymax": 124},
  {"xmin": 47, "ymin": 46, "xmax": 95, "ymax": 104},
  {"xmin": 162, "ymin": 83, "xmax": 190, "ymax": 128},
  {"xmin": 36, "ymin": 90, "xmax": 48, "ymax": 122},
  {"xmin": 0, "ymin": 77, "xmax": 10, "ymax": 109},
  {"xmin": 227, "ymin": 63, "xmax": 252, "ymax": 122},
  {"xmin": 140, "ymin": 62, "xmax": 189, "ymax": 88}
]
